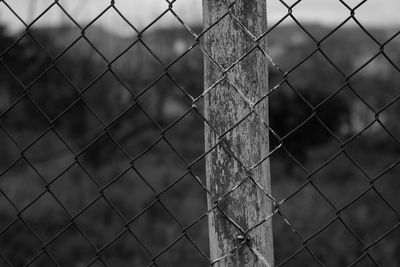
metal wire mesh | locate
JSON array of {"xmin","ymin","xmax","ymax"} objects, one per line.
[{"xmin": 0, "ymin": 0, "xmax": 399, "ymax": 266}]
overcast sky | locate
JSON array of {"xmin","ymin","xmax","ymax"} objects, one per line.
[{"xmin": 1, "ymin": 0, "xmax": 399, "ymax": 35}]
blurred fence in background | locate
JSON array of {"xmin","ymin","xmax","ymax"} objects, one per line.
[{"xmin": 1, "ymin": 0, "xmax": 400, "ymax": 266}]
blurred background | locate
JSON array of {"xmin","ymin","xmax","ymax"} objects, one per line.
[{"xmin": 1, "ymin": 0, "xmax": 400, "ymax": 266}]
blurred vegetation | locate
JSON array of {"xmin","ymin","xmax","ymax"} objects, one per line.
[{"xmin": 1, "ymin": 22, "xmax": 400, "ymax": 266}]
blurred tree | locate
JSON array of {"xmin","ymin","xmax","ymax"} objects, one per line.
[{"xmin": 269, "ymin": 69, "xmax": 350, "ymax": 165}]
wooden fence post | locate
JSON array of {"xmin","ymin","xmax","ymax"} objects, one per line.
[{"xmin": 203, "ymin": 0, "xmax": 274, "ymax": 266}]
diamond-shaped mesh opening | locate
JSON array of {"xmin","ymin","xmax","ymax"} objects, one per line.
[
  {"xmin": 0, "ymin": 159, "xmax": 45, "ymax": 210},
  {"xmin": 20, "ymin": 192, "xmax": 71, "ymax": 242},
  {"xmin": 135, "ymin": 75, "xmax": 194, "ymax": 127},
  {"xmin": 27, "ymin": 68, "xmax": 80, "ymax": 120},
  {"xmin": 102, "ymin": 167, "xmax": 156, "ymax": 219},
  {"xmin": 81, "ymin": 9, "xmax": 138, "ymax": 62},
  {"xmin": 350, "ymin": 54, "xmax": 400, "ymax": 106},
  {"xmin": 133, "ymin": 138, "xmax": 188, "ymax": 192},
  {"xmin": 279, "ymin": 183, "xmax": 336, "ymax": 237},
  {"xmin": 128, "ymin": 200, "xmax": 182, "ymax": 256},
  {"xmin": 73, "ymin": 1, "xmax": 112, "ymax": 29},
  {"xmin": 40, "ymin": 224, "xmax": 99, "ymax": 266},
  {"xmin": 72, "ymin": 196, "xmax": 127, "ymax": 248},
  {"xmin": 167, "ymin": 44, "xmax": 203, "ymax": 96},
  {"xmin": 1, "ymin": 34, "xmax": 54, "ymax": 86},
  {"xmin": 93, "ymin": 228, "xmax": 151, "ymax": 266},
  {"xmin": 159, "ymin": 172, "xmax": 207, "ymax": 225},
  {"xmin": 267, "ymin": 23, "xmax": 316, "ymax": 70},
  {"xmin": 78, "ymin": 133, "xmax": 132, "ymax": 178},
  {"xmin": 48, "ymin": 100, "xmax": 104, "ymax": 152},
  {"xmin": 163, "ymin": 109, "xmax": 205, "ymax": 163},
  {"xmin": 340, "ymin": 189, "xmax": 399, "ymax": 243},
  {"xmin": 140, "ymin": 11, "xmax": 197, "ymax": 66},
  {"xmin": 113, "ymin": 0, "xmax": 170, "ymax": 31},
  {"xmin": 20, "ymin": 131, "xmax": 74, "ymax": 181},
  {"xmin": 285, "ymin": 51, "xmax": 345, "ymax": 95},
  {"xmin": 321, "ymin": 20, "xmax": 381, "ymax": 74},
  {"xmin": 80, "ymin": 72, "xmax": 130, "ymax": 123},
  {"xmin": 100, "ymin": 106, "xmax": 160, "ymax": 157},
  {"xmin": 50, "ymin": 164, "xmax": 100, "ymax": 214},
  {"xmin": 311, "ymin": 153, "xmax": 369, "ymax": 207},
  {"xmin": 0, "ymin": 218, "xmax": 44, "ymax": 266},
  {"xmin": 30, "ymin": 23, "xmax": 82, "ymax": 59},
  {"xmin": 0, "ymin": 99, "xmax": 50, "ymax": 144},
  {"xmin": 306, "ymin": 219, "xmax": 365, "ymax": 266},
  {"xmin": 56, "ymin": 36, "xmax": 109, "ymax": 78},
  {"xmin": 25, "ymin": 3, "xmax": 68, "ymax": 32},
  {"xmin": 344, "ymin": 123, "xmax": 400, "ymax": 177}
]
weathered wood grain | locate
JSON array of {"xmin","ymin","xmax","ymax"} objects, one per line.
[{"xmin": 203, "ymin": 0, "xmax": 274, "ymax": 266}]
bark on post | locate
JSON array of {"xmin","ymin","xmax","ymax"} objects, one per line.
[{"xmin": 203, "ymin": 1, "xmax": 274, "ymax": 266}]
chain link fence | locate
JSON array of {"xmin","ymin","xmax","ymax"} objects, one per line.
[{"xmin": 0, "ymin": 0, "xmax": 400, "ymax": 266}]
